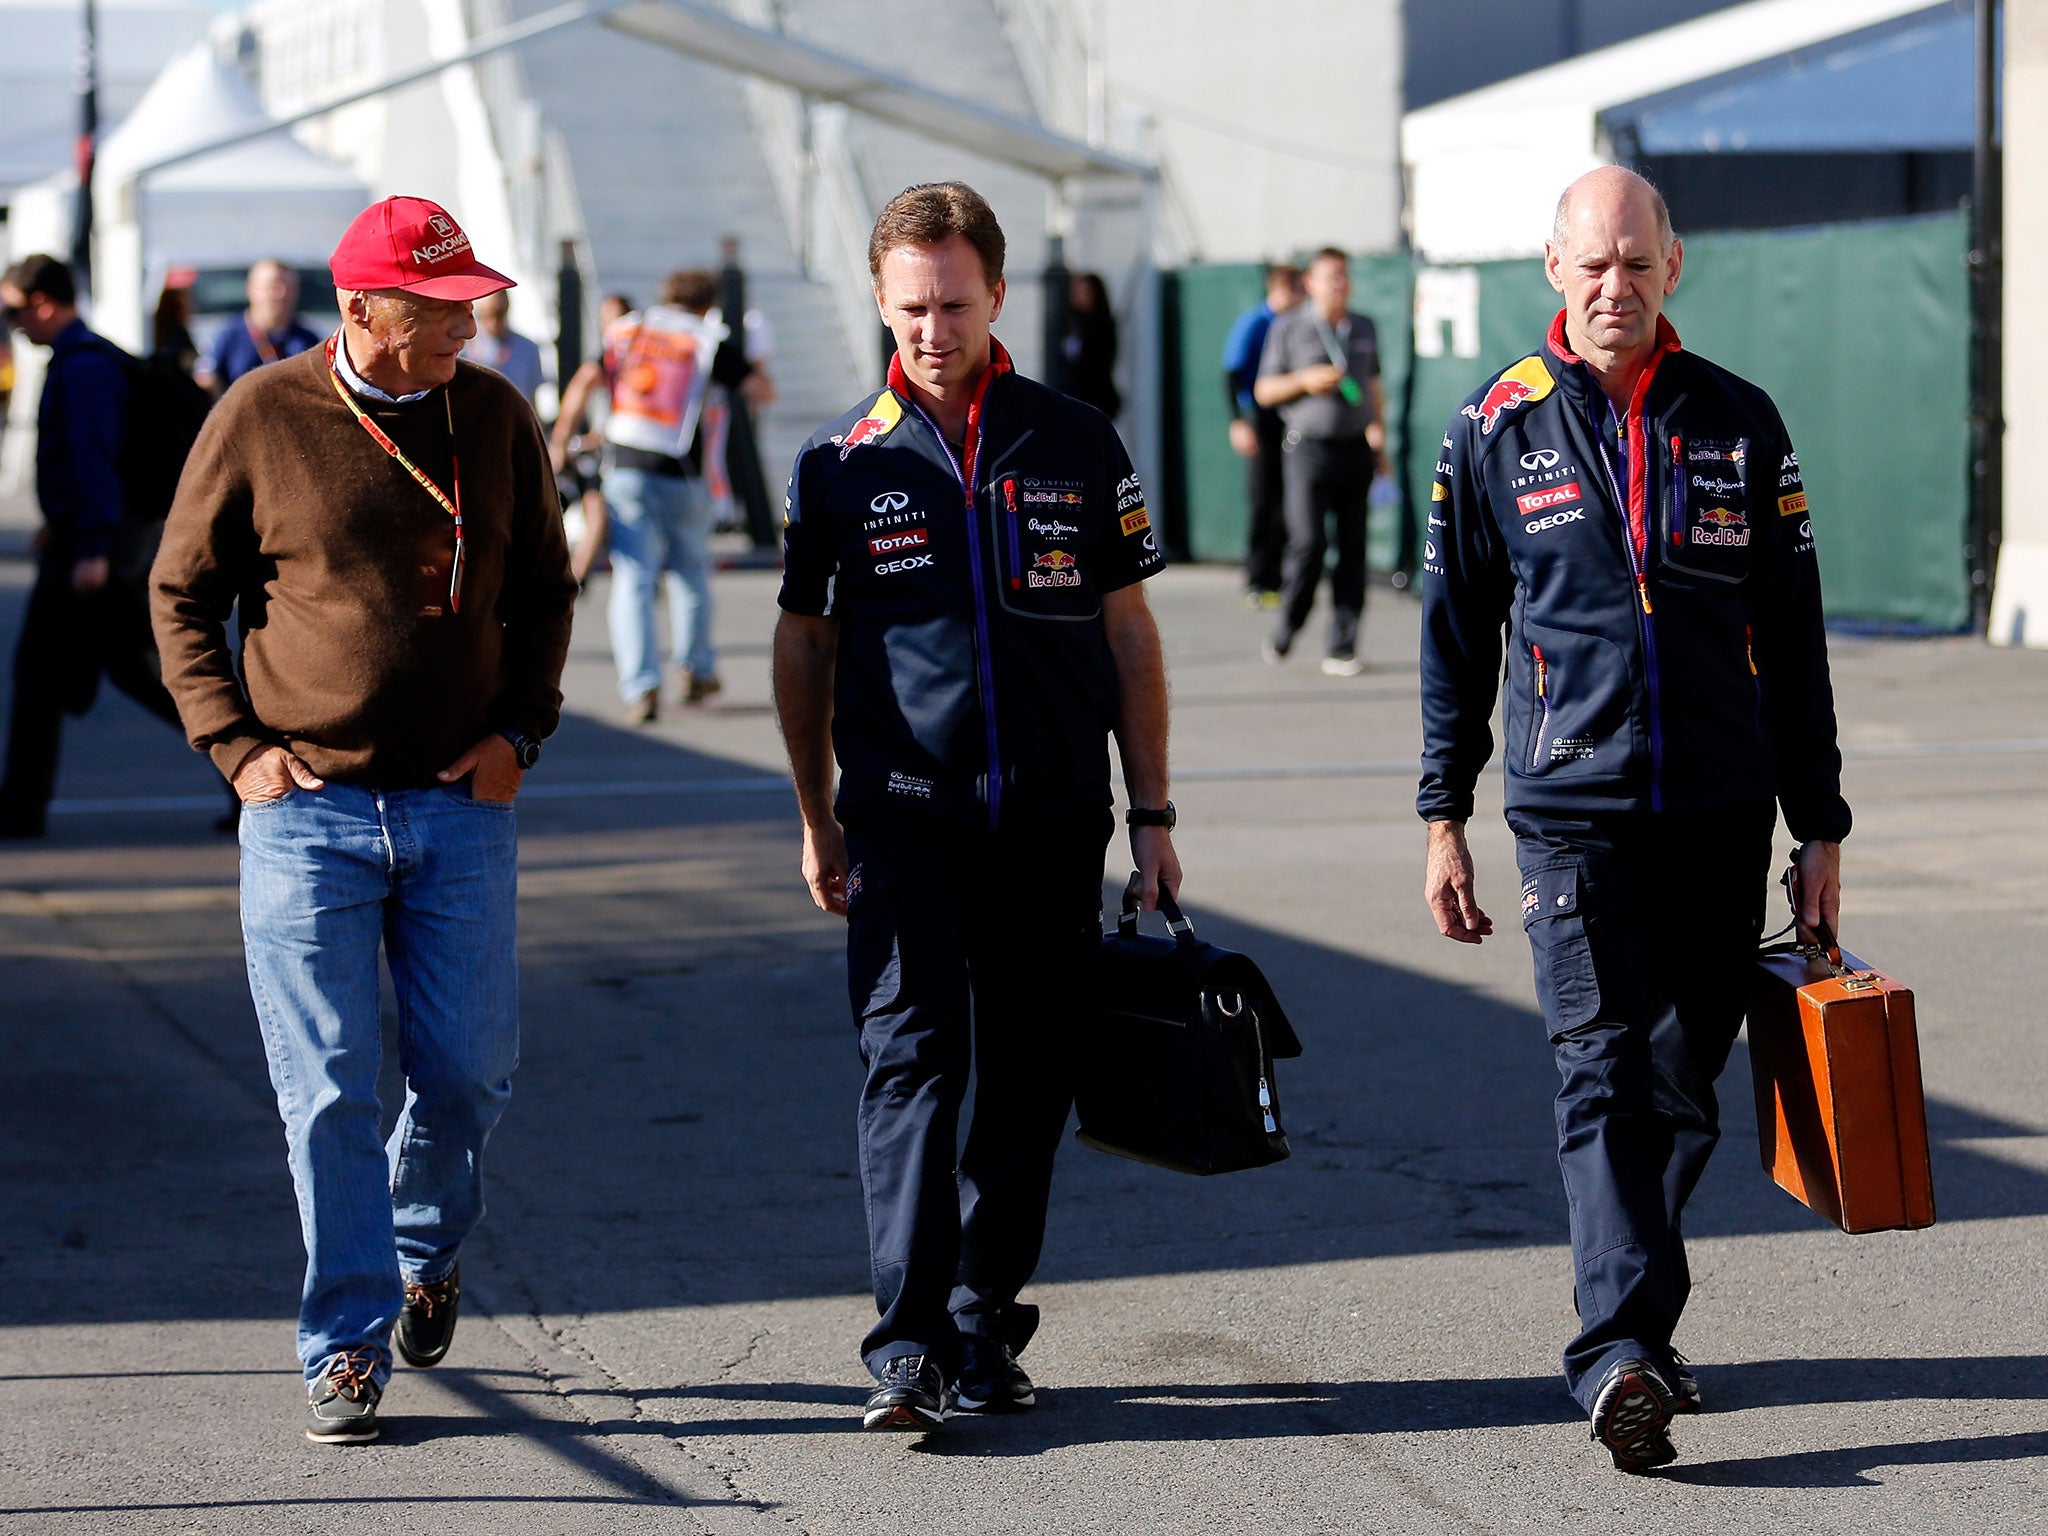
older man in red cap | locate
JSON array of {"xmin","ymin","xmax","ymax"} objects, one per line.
[{"xmin": 152, "ymin": 197, "xmax": 576, "ymax": 1445}]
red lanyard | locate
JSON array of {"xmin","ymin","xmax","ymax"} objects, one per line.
[
  {"xmin": 248, "ymin": 316, "xmax": 281, "ymax": 366},
  {"xmin": 324, "ymin": 335, "xmax": 466, "ymax": 614}
]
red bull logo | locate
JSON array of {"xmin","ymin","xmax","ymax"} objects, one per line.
[
  {"xmin": 1029, "ymin": 548, "xmax": 1081, "ymax": 588},
  {"xmin": 1691, "ymin": 505, "xmax": 1750, "ymax": 548},
  {"xmin": 836, "ymin": 393, "xmax": 904, "ymax": 460},
  {"xmin": 1459, "ymin": 356, "xmax": 1554, "ymax": 436}
]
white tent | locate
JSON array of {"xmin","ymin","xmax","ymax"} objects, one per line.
[
  {"xmin": 1399, "ymin": 0, "xmax": 1941, "ymax": 262},
  {"xmin": 2, "ymin": 43, "xmax": 368, "ymax": 490},
  {"xmin": 90, "ymin": 42, "xmax": 369, "ymax": 348}
]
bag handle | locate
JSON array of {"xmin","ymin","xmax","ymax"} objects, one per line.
[
  {"xmin": 1118, "ymin": 872, "xmax": 1194, "ymax": 941},
  {"xmin": 1764, "ymin": 854, "xmax": 1847, "ymax": 977}
]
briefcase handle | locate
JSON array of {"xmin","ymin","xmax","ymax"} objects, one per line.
[
  {"xmin": 1771, "ymin": 857, "xmax": 1847, "ymax": 976},
  {"xmin": 1118, "ymin": 872, "xmax": 1195, "ymax": 941}
]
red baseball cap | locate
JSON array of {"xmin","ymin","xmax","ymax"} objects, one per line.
[{"xmin": 329, "ymin": 196, "xmax": 514, "ymax": 301}]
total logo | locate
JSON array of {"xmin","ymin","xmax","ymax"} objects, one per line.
[
  {"xmin": 868, "ymin": 528, "xmax": 928, "ymax": 555},
  {"xmin": 875, "ymin": 552, "xmax": 935, "ymax": 575},
  {"xmin": 1515, "ymin": 482, "xmax": 1582, "ymax": 516}
]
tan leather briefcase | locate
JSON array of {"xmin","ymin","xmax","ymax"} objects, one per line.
[{"xmin": 1749, "ymin": 924, "xmax": 1936, "ymax": 1234}]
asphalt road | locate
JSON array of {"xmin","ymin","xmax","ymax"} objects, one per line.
[{"xmin": 1, "ymin": 550, "xmax": 2044, "ymax": 1535}]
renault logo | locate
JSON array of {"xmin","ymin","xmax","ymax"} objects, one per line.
[
  {"xmin": 1520, "ymin": 449, "xmax": 1560, "ymax": 471},
  {"xmin": 870, "ymin": 491, "xmax": 911, "ymax": 514}
]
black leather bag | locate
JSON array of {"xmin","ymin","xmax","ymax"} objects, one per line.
[{"xmin": 1074, "ymin": 877, "xmax": 1304, "ymax": 1176}]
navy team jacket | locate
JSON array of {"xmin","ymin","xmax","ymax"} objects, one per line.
[
  {"xmin": 1418, "ymin": 312, "xmax": 1851, "ymax": 844},
  {"xmin": 780, "ymin": 341, "xmax": 1165, "ymax": 828}
]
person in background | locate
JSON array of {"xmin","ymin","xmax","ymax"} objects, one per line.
[
  {"xmin": 0, "ymin": 255, "xmax": 189, "ymax": 839},
  {"xmin": 1059, "ymin": 271, "xmax": 1120, "ymax": 419},
  {"xmin": 1221, "ymin": 263, "xmax": 1303, "ymax": 609},
  {"xmin": 553, "ymin": 271, "xmax": 747, "ymax": 719},
  {"xmin": 463, "ymin": 290, "xmax": 544, "ymax": 406},
  {"xmin": 196, "ymin": 259, "xmax": 318, "ymax": 396},
  {"xmin": 152, "ymin": 277, "xmax": 200, "ymax": 377},
  {"xmin": 1254, "ymin": 246, "xmax": 1386, "ymax": 677}
]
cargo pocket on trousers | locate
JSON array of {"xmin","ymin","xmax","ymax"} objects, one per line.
[{"xmin": 1520, "ymin": 862, "xmax": 1600, "ymax": 1034}]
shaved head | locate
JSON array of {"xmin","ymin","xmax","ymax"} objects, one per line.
[
  {"xmin": 1554, "ymin": 166, "xmax": 1672, "ymax": 251},
  {"xmin": 1545, "ymin": 165, "xmax": 1684, "ymax": 385}
]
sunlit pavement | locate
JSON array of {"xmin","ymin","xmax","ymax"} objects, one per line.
[{"xmin": 4, "ymin": 547, "xmax": 2046, "ymax": 1534}]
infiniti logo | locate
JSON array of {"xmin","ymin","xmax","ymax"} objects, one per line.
[
  {"xmin": 870, "ymin": 491, "xmax": 911, "ymax": 514},
  {"xmin": 1520, "ymin": 449, "xmax": 1560, "ymax": 471}
]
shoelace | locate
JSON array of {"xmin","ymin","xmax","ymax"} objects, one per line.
[
  {"xmin": 405, "ymin": 1277, "xmax": 449, "ymax": 1318},
  {"xmin": 324, "ymin": 1349, "xmax": 378, "ymax": 1402}
]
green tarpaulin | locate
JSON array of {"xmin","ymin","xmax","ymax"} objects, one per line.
[{"xmin": 1162, "ymin": 212, "xmax": 1970, "ymax": 631}]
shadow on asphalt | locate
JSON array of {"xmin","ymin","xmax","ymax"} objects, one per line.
[
  {"xmin": 1664, "ymin": 1430, "xmax": 2048, "ymax": 1489},
  {"xmin": 4, "ymin": 575, "xmax": 2047, "ymax": 1502}
]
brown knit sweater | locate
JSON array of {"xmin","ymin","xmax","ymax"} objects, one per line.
[{"xmin": 152, "ymin": 347, "xmax": 577, "ymax": 787}]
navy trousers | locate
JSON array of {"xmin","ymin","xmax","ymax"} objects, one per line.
[
  {"xmin": 1509, "ymin": 799, "xmax": 1775, "ymax": 1411},
  {"xmin": 842, "ymin": 810, "xmax": 1111, "ymax": 1380}
]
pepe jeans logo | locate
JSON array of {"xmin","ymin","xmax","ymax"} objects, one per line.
[{"xmin": 870, "ymin": 491, "xmax": 911, "ymax": 514}]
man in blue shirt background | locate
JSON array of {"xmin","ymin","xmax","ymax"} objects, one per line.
[
  {"xmin": 196, "ymin": 259, "xmax": 319, "ymax": 396},
  {"xmin": 1220, "ymin": 263, "xmax": 1301, "ymax": 607},
  {"xmin": 0, "ymin": 255, "xmax": 187, "ymax": 838}
]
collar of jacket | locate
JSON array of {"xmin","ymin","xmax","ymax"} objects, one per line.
[
  {"xmin": 887, "ymin": 336, "xmax": 1015, "ymax": 488},
  {"xmin": 1541, "ymin": 308, "xmax": 1682, "ymax": 415}
]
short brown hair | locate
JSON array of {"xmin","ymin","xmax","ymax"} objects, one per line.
[
  {"xmin": 658, "ymin": 269, "xmax": 719, "ymax": 312},
  {"xmin": 1309, "ymin": 246, "xmax": 1349, "ymax": 270},
  {"xmin": 3, "ymin": 254, "xmax": 76, "ymax": 307},
  {"xmin": 868, "ymin": 182, "xmax": 1005, "ymax": 289}
]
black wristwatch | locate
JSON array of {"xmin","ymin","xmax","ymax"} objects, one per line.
[
  {"xmin": 1126, "ymin": 802, "xmax": 1176, "ymax": 830},
  {"xmin": 499, "ymin": 730, "xmax": 542, "ymax": 770}
]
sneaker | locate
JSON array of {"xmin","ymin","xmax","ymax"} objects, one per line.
[
  {"xmin": 1667, "ymin": 1352, "xmax": 1701, "ymax": 1414},
  {"xmin": 862, "ymin": 1353, "xmax": 950, "ymax": 1432},
  {"xmin": 1589, "ymin": 1357, "xmax": 1675, "ymax": 1472},
  {"xmin": 395, "ymin": 1263, "xmax": 460, "ymax": 1369},
  {"xmin": 625, "ymin": 690, "xmax": 658, "ymax": 726},
  {"xmin": 1261, "ymin": 638, "xmax": 1290, "ymax": 666},
  {"xmin": 305, "ymin": 1350, "xmax": 382, "ymax": 1444},
  {"xmin": 1320, "ymin": 653, "xmax": 1368, "ymax": 677},
  {"xmin": 955, "ymin": 1339, "xmax": 1036, "ymax": 1413},
  {"xmin": 681, "ymin": 670, "xmax": 724, "ymax": 706},
  {"xmin": 1260, "ymin": 590, "xmax": 1281, "ymax": 610}
]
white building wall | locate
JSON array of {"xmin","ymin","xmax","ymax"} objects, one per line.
[
  {"xmin": 1991, "ymin": 0, "xmax": 2048, "ymax": 647},
  {"xmin": 1096, "ymin": 0, "xmax": 1402, "ymax": 260}
]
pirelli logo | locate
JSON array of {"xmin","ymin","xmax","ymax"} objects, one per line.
[
  {"xmin": 1120, "ymin": 506, "xmax": 1151, "ymax": 536},
  {"xmin": 1778, "ymin": 491, "xmax": 1808, "ymax": 517}
]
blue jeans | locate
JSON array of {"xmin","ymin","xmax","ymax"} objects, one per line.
[
  {"xmin": 605, "ymin": 465, "xmax": 715, "ymax": 698},
  {"xmin": 239, "ymin": 781, "xmax": 520, "ymax": 1390}
]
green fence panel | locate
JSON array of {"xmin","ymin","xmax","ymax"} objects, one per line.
[
  {"xmin": 1398, "ymin": 213, "xmax": 1969, "ymax": 630},
  {"xmin": 1168, "ymin": 258, "xmax": 1414, "ymax": 568},
  {"xmin": 1664, "ymin": 215, "xmax": 1971, "ymax": 631}
]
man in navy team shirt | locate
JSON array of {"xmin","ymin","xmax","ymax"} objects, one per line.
[{"xmin": 197, "ymin": 259, "xmax": 319, "ymax": 396}]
